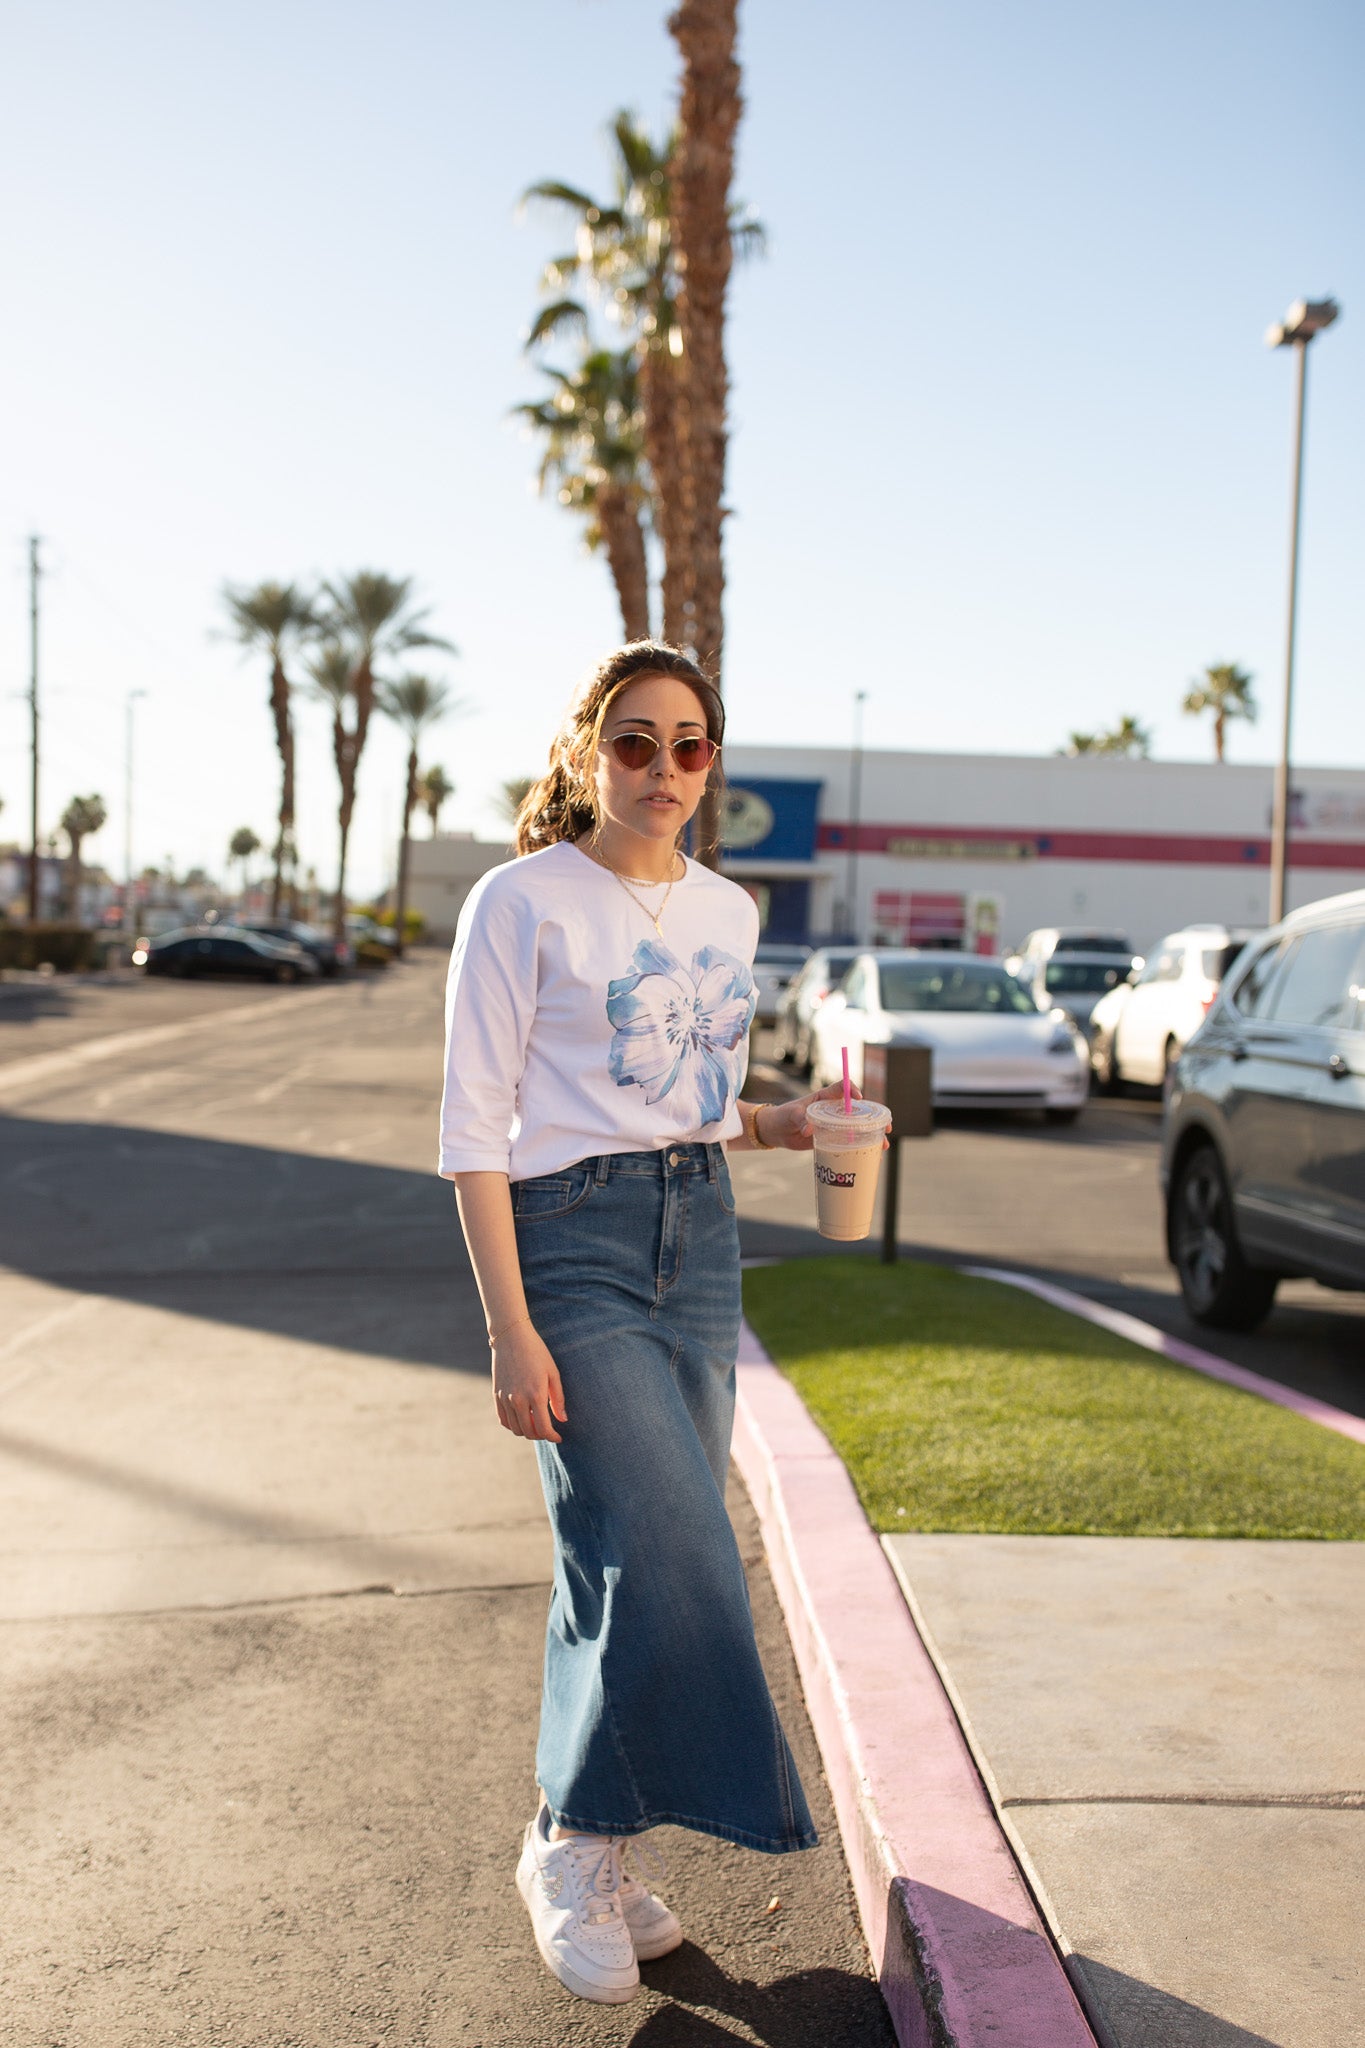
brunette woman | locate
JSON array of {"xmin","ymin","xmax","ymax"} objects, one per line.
[{"xmin": 440, "ymin": 642, "xmax": 852, "ymax": 2005}]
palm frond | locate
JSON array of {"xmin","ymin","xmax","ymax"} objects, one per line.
[{"xmin": 524, "ymin": 298, "xmax": 591, "ymax": 351}]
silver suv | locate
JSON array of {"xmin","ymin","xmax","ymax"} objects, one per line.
[{"xmin": 1161, "ymin": 889, "xmax": 1365, "ymax": 1329}]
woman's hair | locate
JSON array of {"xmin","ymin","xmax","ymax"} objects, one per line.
[{"xmin": 514, "ymin": 640, "xmax": 726, "ymax": 858}]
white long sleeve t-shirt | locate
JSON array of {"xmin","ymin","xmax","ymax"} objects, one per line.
[{"xmin": 439, "ymin": 840, "xmax": 760, "ymax": 1183}]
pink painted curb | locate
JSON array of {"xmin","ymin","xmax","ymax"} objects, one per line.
[
  {"xmin": 733, "ymin": 1321, "xmax": 1096, "ymax": 2048},
  {"xmin": 963, "ymin": 1266, "xmax": 1365, "ymax": 1447}
]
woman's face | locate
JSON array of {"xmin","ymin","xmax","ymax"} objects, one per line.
[{"xmin": 588, "ymin": 674, "xmax": 713, "ymax": 849}]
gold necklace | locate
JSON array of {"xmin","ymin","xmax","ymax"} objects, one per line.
[{"xmin": 588, "ymin": 838, "xmax": 682, "ymax": 937}]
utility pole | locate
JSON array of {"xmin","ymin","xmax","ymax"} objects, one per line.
[
  {"xmin": 123, "ymin": 689, "xmax": 148, "ymax": 938},
  {"xmin": 1265, "ymin": 298, "xmax": 1339, "ymax": 925},
  {"xmin": 27, "ymin": 536, "xmax": 41, "ymax": 922},
  {"xmin": 845, "ymin": 690, "xmax": 868, "ymax": 942}
]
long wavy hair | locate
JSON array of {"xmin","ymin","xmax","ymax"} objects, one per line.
[{"xmin": 514, "ymin": 641, "xmax": 726, "ymax": 860}]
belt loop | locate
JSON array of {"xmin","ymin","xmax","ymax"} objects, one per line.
[
  {"xmin": 705, "ymin": 1142, "xmax": 719, "ymax": 1181},
  {"xmin": 593, "ymin": 1154, "xmax": 611, "ymax": 1185}
]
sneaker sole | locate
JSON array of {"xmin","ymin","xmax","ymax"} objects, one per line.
[
  {"xmin": 633, "ymin": 1923, "xmax": 684, "ymax": 1962},
  {"xmin": 515, "ymin": 1863, "xmax": 639, "ymax": 2005}
]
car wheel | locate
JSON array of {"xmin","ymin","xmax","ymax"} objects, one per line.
[
  {"xmin": 275, "ymin": 963, "xmax": 297, "ymax": 984},
  {"xmin": 1169, "ymin": 1141, "xmax": 1278, "ymax": 1331},
  {"xmin": 1045, "ymin": 1107, "xmax": 1082, "ymax": 1126},
  {"xmin": 795, "ymin": 1024, "xmax": 813, "ymax": 1077},
  {"xmin": 1161, "ymin": 1036, "xmax": 1181, "ymax": 1101}
]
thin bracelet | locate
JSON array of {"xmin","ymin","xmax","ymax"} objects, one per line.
[
  {"xmin": 748, "ymin": 1101, "xmax": 776, "ymax": 1150},
  {"xmin": 488, "ymin": 1313, "xmax": 533, "ymax": 1345}
]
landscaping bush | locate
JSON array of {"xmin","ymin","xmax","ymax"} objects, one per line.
[{"xmin": 0, "ymin": 924, "xmax": 97, "ymax": 972}]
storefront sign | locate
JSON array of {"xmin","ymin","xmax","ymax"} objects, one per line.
[{"xmin": 885, "ymin": 836, "xmax": 1036, "ymax": 861}]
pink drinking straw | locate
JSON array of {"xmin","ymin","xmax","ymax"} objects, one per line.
[{"xmin": 841, "ymin": 1045, "xmax": 852, "ymax": 1117}]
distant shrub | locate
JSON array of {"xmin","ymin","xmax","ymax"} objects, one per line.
[{"xmin": 0, "ymin": 924, "xmax": 97, "ymax": 972}]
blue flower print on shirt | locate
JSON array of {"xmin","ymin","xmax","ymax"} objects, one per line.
[{"xmin": 606, "ymin": 938, "xmax": 757, "ymax": 1128}]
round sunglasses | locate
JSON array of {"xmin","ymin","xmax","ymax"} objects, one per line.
[{"xmin": 605, "ymin": 731, "xmax": 719, "ymax": 774}]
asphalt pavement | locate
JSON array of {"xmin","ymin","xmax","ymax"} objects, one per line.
[{"xmin": 0, "ymin": 957, "xmax": 892, "ymax": 2048}]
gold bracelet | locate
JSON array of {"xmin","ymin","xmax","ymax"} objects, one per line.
[
  {"xmin": 488, "ymin": 1313, "xmax": 533, "ymax": 1345},
  {"xmin": 748, "ymin": 1101, "xmax": 776, "ymax": 1150}
]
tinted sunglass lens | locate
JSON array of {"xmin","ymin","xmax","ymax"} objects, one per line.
[
  {"xmin": 674, "ymin": 738, "xmax": 716, "ymax": 772},
  {"xmin": 612, "ymin": 734, "xmax": 658, "ymax": 768}
]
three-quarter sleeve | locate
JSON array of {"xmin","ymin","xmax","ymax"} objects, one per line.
[{"xmin": 439, "ymin": 870, "xmax": 538, "ymax": 1176}]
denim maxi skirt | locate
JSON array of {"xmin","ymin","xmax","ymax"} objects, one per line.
[{"xmin": 512, "ymin": 1142, "xmax": 817, "ymax": 1854}]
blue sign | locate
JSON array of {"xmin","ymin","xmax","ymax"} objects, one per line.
[{"xmin": 721, "ymin": 777, "xmax": 822, "ymax": 861}]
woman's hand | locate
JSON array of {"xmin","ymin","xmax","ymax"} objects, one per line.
[
  {"xmin": 491, "ymin": 1323, "xmax": 567, "ymax": 1443},
  {"xmin": 750, "ymin": 1080, "xmax": 882, "ymax": 1153}
]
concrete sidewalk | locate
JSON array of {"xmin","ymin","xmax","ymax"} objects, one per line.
[{"xmin": 884, "ymin": 1535, "xmax": 1365, "ymax": 2048}]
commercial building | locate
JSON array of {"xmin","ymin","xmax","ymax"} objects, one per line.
[
  {"xmin": 719, "ymin": 746, "xmax": 1365, "ymax": 955},
  {"xmin": 403, "ymin": 750, "xmax": 1365, "ymax": 957}
]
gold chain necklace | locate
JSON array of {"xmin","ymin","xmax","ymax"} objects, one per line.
[{"xmin": 588, "ymin": 838, "xmax": 682, "ymax": 937}]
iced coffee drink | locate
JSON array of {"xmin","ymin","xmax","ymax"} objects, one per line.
[{"xmin": 807, "ymin": 1098, "xmax": 893, "ymax": 1241}]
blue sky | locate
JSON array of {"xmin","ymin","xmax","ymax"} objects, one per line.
[{"xmin": 1, "ymin": 0, "xmax": 1360, "ymax": 893}]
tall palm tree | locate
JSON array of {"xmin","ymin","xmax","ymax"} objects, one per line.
[
  {"xmin": 668, "ymin": 0, "xmax": 743, "ymax": 865},
  {"xmin": 513, "ymin": 348, "xmax": 652, "ymax": 639},
  {"xmin": 312, "ymin": 574, "xmax": 455, "ymax": 938},
  {"xmin": 376, "ymin": 674, "xmax": 465, "ymax": 958},
  {"xmin": 60, "ymin": 794, "xmax": 107, "ymax": 920},
  {"xmin": 220, "ymin": 581, "xmax": 318, "ymax": 916},
  {"xmin": 228, "ymin": 825, "xmax": 261, "ymax": 905},
  {"xmin": 496, "ymin": 776, "xmax": 535, "ymax": 830},
  {"xmin": 522, "ymin": 110, "xmax": 762, "ymax": 647},
  {"xmin": 1063, "ymin": 716, "xmax": 1152, "ymax": 758},
  {"xmin": 417, "ymin": 764, "xmax": 454, "ymax": 835},
  {"xmin": 1182, "ymin": 663, "xmax": 1257, "ymax": 762}
]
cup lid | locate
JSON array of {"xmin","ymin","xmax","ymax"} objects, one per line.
[{"xmin": 807, "ymin": 1097, "xmax": 891, "ymax": 1128}]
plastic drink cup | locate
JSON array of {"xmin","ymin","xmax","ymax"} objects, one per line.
[{"xmin": 807, "ymin": 1098, "xmax": 893, "ymax": 1241}]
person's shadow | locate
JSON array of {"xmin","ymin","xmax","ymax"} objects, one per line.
[{"xmin": 630, "ymin": 1946, "xmax": 894, "ymax": 2045}]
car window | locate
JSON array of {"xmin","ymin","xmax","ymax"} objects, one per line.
[
  {"xmin": 1044, "ymin": 960, "xmax": 1128, "ymax": 995},
  {"xmin": 1232, "ymin": 941, "xmax": 1291, "ymax": 1018},
  {"xmin": 842, "ymin": 962, "xmax": 868, "ymax": 1010},
  {"xmin": 1052, "ymin": 934, "xmax": 1131, "ymax": 955},
  {"xmin": 1136, "ymin": 948, "xmax": 1179, "ymax": 985},
  {"xmin": 1268, "ymin": 923, "xmax": 1365, "ymax": 1031},
  {"xmin": 878, "ymin": 962, "xmax": 1039, "ymax": 1015}
]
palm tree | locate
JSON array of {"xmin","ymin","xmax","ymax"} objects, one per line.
[
  {"xmin": 513, "ymin": 348, "xmax": 651, "ymax": 638},
  {"xmin": 668, "ymin": 0, "xmax": 743, "ymax": 866},
  {"xmin": 1182, "ymin": 663, "xmax": 1257, "ymax": 763},
  {"xmin": 496, "ymin": 776, "xmax": 535, "ymax": 830},
  {"xmin": 60, "ymin": 794, "xmax": 107, "ymax": 920},
  {"xmin": 417, "ymin": 765, "xmax": 454, "ymax": 836},
  {"xmin": 522, "ymin": 109, "xmax": 762, "ymax": 647},
  {"xmin": 220, "ymin": 580, "xmax": 318, "ymax": 916},
  {"xmin": 312, "ymin": 574, "xmax": 455, "ymax": 938},
  {"xmin": 228, "ymin": 826, "xmax": 261, "ymax": 904},
  {"xmin": 1062, "ymin": 716, "xmax": 1152, "ymax": 758},
  {"xmin": 376, "ymin": 674, "xmax": 465, "ymax": 957}
]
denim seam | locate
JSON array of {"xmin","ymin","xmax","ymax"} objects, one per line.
[{"xmin": 543, "ymin": 1801, "xmax": 818, "ymax": 1855}]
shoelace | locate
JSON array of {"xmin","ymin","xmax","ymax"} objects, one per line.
[
  {"xmin": 560, "ymin": 1835, "xmax": 625, "ymax": 1925},
  {"xmin": 616, "ymin": 1835, "xmax": 669, "ymax": 1894}
]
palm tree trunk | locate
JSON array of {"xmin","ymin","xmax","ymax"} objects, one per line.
[
  {"xmin": 1214, "ymin": 710, "xmax": 1226, "ymax": 763},
  {"xmin": 332, "ymin": 712, "xmax": 356, "ymax": 941},
  {"xmin": 596, "ymin": 484, "xmax": 652, "ymax": 641},
  {"xmin": 669, "ymin": 0, "xmax": 741, "ymax": 867},
  {"xmin": 393, "ymin": 743, "xmax": 419, "ymax": 960},
  {"xmin": 269, "ymin": 652, "xmax": 295, "ymax": 918},
  {"xmin": 641, "ymin": 347, "xmax": 691, "ymax": 647}
]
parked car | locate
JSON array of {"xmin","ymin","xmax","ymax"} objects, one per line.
[
  {"xmin": 346, "ymin": 914, "xmax": 396, "ymax": 967},
  {"xmin": 139, "ymin": 926, "xmax": 320, "ymax": 982},
  {"xmin": 751, "ymin": 942, "xmax": 811, "ymax": 1026},
  {"xmin": 1012, "ymin": 950, "xmax": 1138, "ymax": 1040},
  {"xmin": 773, "ymin": 946, "xmax": 860, "ymax": 1071},
  {"xmin": 1006, "ymin": 927, "xmax": 1134, "ymax": 975},
  {"xmin": 1161, "ymin": 889, "xmax": 1365, "ymax": 1329},
  {"xmin": 810, "ymin": 949, "xmax": 1090, "ymax": 1122},
  {"xmin": 232, "ymin": 918, "xmax": 351, "ymax": 975},
  {"xmin": 1089, "ymin": 924, "xmax": 1258, "ymax": 1090}
]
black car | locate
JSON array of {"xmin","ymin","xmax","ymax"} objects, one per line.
[
  {"xmin": 232, "ymin": 919, "xmax": 351, "ymax": 975},
  {"xmin": 1161, "ymin": 889, "xmax": 1365, "ymax": 1329},
  {"xmin": 142, "ymin": 927, "xmax": 320, "ymax": 983}
]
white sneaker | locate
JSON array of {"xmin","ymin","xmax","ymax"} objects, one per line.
[
  {"xmin": 515, "ymin": 1807, "xmax": 639, "ymax": 2004},
  {"xmin": 620, "ymin": 1853, "xmax": 683, "ymax": 1962}
]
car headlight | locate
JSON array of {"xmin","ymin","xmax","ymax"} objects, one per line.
[{"xmin": 1047, "ymin": 1020, "xmax": 1080, "ymax": 1053}]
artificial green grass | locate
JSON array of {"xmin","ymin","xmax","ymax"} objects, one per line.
[{"xmin": 742, "ymin": 1259, "xmax": 1365, "ymax": 1539}]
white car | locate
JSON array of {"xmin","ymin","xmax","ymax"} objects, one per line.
[
  {"xmin": 751, "ymin": 942, "xmax": 811, "ymax": 1026},
  {"xmin": 1090, "ymin": 924, "xmax": 1260, "ymax": 1090},
  {"xmin": 811, "ymin": 949, "xmax": 1090, "ymax": 1123}
]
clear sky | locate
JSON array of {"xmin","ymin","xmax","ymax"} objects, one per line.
[{"xmin": 1, "ymin": 0, "xmax": 1360, "ymax": 895}]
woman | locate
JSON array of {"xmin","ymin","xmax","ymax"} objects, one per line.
[{"xmin": 440, "ymin": 641, "xmax": 850, "ymax": 2006}]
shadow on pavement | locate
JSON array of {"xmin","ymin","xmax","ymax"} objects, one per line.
[
  {"xmin": 1, "ymin": 1111, "xmax": 478, "ymax": 1374},
  {"xmin": 631, "ymin": 1948, "xmax": 892, "ymax": 2045},
  {"xmin": 1073, "ymin": 1955, "xmax": 1283, "ymax": 2047}
]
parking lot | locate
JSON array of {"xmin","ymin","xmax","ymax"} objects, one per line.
[{"xmin": 744, "ymin": 1028, "xmax": 1365, "ymax": 1422}]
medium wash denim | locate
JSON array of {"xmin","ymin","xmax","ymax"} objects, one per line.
[{"xmin": 512, "ymin": 1142, "xmax": 817, "ymax": 1854}]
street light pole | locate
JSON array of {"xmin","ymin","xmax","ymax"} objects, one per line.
[
  {"xmin": 123, "ymin": 689, "xmax": 148, "ymax": 939},
  {"xmin": 27, "ymin": 536, "xmax": 41, "ymax": 922},
  {"xmin": 1265, "ymin": 297, "xmax": 1339, "ymax": 926},
  {"xmin": 846, "ymin": 689, "xmax": 868, "ymax": 942}
]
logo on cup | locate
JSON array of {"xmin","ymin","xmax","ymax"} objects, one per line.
[{"xmin": 815, "ymin": 1162, "xmax": 857, "ymax": 1187}]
